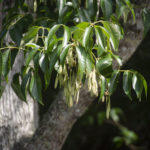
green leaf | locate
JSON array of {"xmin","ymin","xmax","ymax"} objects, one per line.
[
  {"xmin": 11, "ymin": 73, "xmax": 26, "ymax": 101},
  {"xmin": 22, "ymin": 26, "xmax": 39, "ymax": 44},
  {"xmin": 95, "ymin": 26, "xmax": 106, "ymax": 50},
  {"xmin": 49, "ymin": 45, "xmax": 62, "ymax": 80},
  {"xmin": 58, "ymin": 0, "xmax": 66, "ymax": 17},
  {"xmin": 39, "ymin": 53, "xmax": 48, "ymax": 73},
  {"xmin": 39, "ymin": 53, "xmax": 50, "ymax": 89},
  {"xmin": 60, "ymin": 44, "xmax": 72, "ymax": 65},
  {"xmin": 2, "ymin": 49, "xmax": 11, "ymax": 78},
  {"xmin": 85, "ymin": 51, "xmax": 94, "ymax": 73},
  {"xmin": 116, "ymin": 0, "xmax": 129, "ymax": 23},
  {"xmin": 72, "ymin": 0, "xmax": 78, "ymax": 8},
  {"xmin": 9, "ymin": 26, "xmax": 22, "ymax": 46},
  {"xmin": 25, "ymin": 49, "xmax": 38, "ymax": 67},
  {"xmin": 25, "ymin": 43, "xmax": 40, "ymax": 49},
  {"xmin": 124, "ymin": 0, "xmax": 135, "ymax": 22},
  {"xmin": 123, "ymin": 71, "xmax": 132, "ymax": 100},
  {"xmin": 141, "ymin": 76, "xmax": 148, "ymax": 99},
  {"xmin": 100, "ymin": 0, "xmax": 113, "ymax": 20},
  {"xmin": 78, "ymin": 8, "xmax": 91, "ymax": 22},
  {"xmin": 142, "ymin": 8, "xmax": 150, "ymax": 36},
  {"xmin": 82, "ymin": 26, "xmax": 93, "ymax": 49},
  {"xmin": 29, "ymin": 73, "xmax": 43, "ymax": 104},
  {"xmin": 99, "ymin": 75, "xmax": 106, "ymax": 101},
  {"xmin": 58, "ymin": 5, "xmax": 73, "ymax": 24},
  {"xmin": 21, "ymin": 71, "xmax": 31, "ymax": 100},
  {"xmin": 102, "ymin": 21, "xmax": 123, "ymax": 51},
  {"xmin": 76, "ymin": 46, "xmax": 86, "ymax": 79},
  {"xmin": 96, "ymin": 54, "xmax": 113, "ymax": 78},
  {"xmin": 46, "ymin": 24, "xmax": 61, "ymax": 49},
  {"xmin": 132, "ymin": 72, "xmax": 143, "ymax": 100},
  {"xmin": 109, "ymin": 70, "xmax": 120, "ymax": 95},
  {"xmin": 10, "ymin": 49, "xmax": 18, "ymax": 69},
  {"xmin": 73, "ymin": 22, "xmax": 90, "ymax": 42},
  {"xmin": 62, "ymin": 26, "xmax": 71, "ymax": 48},
  {"xmin": 111, "ymin": 53, "xmax": 122, "ymax": 66},
  {"xmin": 86, "ymin": 0, "xmax": 97, "ymax": 19},
  {"xmin": 47, "ymin": 37, "xmax": 62, "ymax": 52}
]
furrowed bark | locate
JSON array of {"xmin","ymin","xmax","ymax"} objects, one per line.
[
  {"xmin": 0, "ymin": 1, "xmax": 38, "ymax": 150},
  {"xmin": 25, "ymin": 86, "xmax": 94, "ymax": 150}
]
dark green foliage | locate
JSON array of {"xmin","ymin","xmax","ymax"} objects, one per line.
[{"xmin": 0, "ymin": 0, "xmax": 148, "ymax": 111}]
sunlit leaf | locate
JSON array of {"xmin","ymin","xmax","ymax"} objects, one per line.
[
  {"xmin": 102, "ymin": 21, "xmax": 123, "ymax": 51},
  {"xmin": 76, "ymin": 45, "xmax": 86, "ymax": 79},
  {"xmin": 95, "ymin": 26, "xmax": 106, "ymax": 50},
  {"xmin": 99, "ymin": 75, "xmax": 106, "ymax": 101},
  {"xmin": 25, "ymin": 49, "xmax": 38, "ymax": 67},
  {"xmin": 142, "ymin": 76, "xmax": 148, "ymax": 99},
  {"xmin": 58, "ymin": 0, "xmax": 66, "ymax": 17},
  {"xmin": 123, "ymin": 71, "xmax": 132, "ymax": 100},
  {"xmin": 46, "ymin": 24, "xmax": 61, "ymax": 49},
  {"xmin": 85, "ymin": 51, "xmax": 94, "ymax": 73},
  {"xmin": 62, "ymin": 25, "xmax": 71, "ymax": 48},
  {"xmin": 96, "ymin": 54, "xmax": 113, "ymax": 78},
  {"xmin": 73, "ymin": 22, "xmax": 90, "ymax": 42},
  {"xmin": 60, "ymin": 44, "xmax": 72, "ymax": 65},
  {"xmin": 22, "ymin": 26, "xmax": 39, "ymax": 44},
  {"xmin": 132, "ymin": 72, "xmax": 143, "ymax": 100},
  {"xmin": 25, "ymin": 43, "xmax": 40, "ymax": 49},
  {"xmin": 39, "ymin": 53, "xmax": 50, "ymax": 89},
  {"xmin": 111, "ymin": 53, "xmax": 122, "ymax": 66},
  {"xmin": 82, "ymin": 26, "xmax": 93, "ymax": 49}
]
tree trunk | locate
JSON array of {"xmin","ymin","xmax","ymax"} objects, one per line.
[
  {"xmin": 0, "ymin": 1, "xmax": 38, "ymax": 150},
  {"xmin": 0, "ymin": 1, "xmax": 150, "ymax": 150},
  {"xmin": 0, "ymin": 52, "xmax": 39, "ymax": 150}
]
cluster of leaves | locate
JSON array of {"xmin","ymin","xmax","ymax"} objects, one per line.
[{"xmin": 0, "ymin": 0, "xmax": 147, "ymax": 117}]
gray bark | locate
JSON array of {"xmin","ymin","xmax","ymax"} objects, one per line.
[
  {"xmin": 25, "ymin": 86, "xmax": 94, "ymax": 150},
  {"xmin": 0, "ymin": 52, "xmax": 39, "ymax": 150},
  {"xmin": 0, "ymin": 1, "xmax": 38, "ymax": 150}
]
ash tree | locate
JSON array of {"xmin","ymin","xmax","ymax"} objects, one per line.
[{"xmin": 0, "ymin": 0, "xmax": 149, "ymax": 150}]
